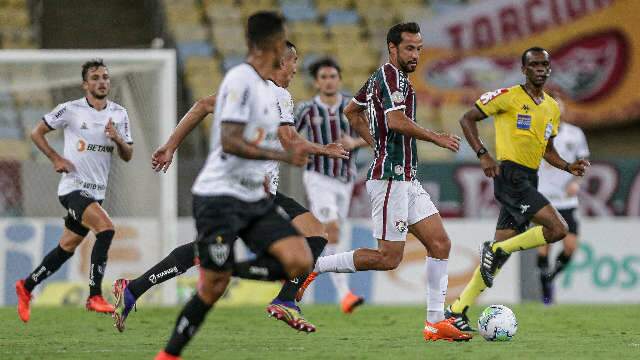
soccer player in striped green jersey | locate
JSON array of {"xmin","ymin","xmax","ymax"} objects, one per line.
[{"xmin": 301, "ymin": 22, "xmax": 471, "ymax": 342}]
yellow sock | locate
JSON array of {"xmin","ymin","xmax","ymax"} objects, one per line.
[
  {"xmin": 492, "ymin": 225, "xmax": 546, "ymax": 254},
  {"xmin": 451, "ymin": 267, "xmax": 485, "ymax": 313}
]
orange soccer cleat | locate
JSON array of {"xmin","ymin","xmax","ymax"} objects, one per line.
[
  {"xmin": 15, "ymin": 280, "xmax": 33, "ymax": 323},
  {"xmin": 423, "ymin": 318, "xmax": 473, "ymax": 342},
  {"xmin": 295, "ymin": 272, "xmax": 318, "ymax": 302},
  {"xmin": 86, "ymin": 295, "xmax": 115, "ymax": 313},
  {"xmin": 341, "ymin": 291, "xmax": 364, "ymax": 314},
  {"xmin": 154, "ymin": 350, "xmax": 182, "ymax": 360}
]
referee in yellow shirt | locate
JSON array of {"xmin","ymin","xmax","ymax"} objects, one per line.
[{"xmin": 445, "ymin": 47, "xmax": 590, "ymax": 331}]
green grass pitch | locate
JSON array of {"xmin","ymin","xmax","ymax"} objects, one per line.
[{"xmin": 1, "ymin": 304, "xmax": 639, "ymax": 359}]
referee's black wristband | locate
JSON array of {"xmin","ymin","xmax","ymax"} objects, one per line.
[
  {"xmin": 563, "ymin": 162, "xmax": 571, "ymax": 172},
  {"xmin": 476, "ymin": 147, "xmax": 488, "ymax": 158}
]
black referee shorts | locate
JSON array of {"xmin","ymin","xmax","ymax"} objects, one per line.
[
  {"xmin": 494, "ymin": 161, "xmax": 550, "ymax": 233},
  {"xmin": 273, "ymin": 191, "xmax": 309, "ymax": 220},
  {"xmin": 192, "ymin": 195, "xmax": 299, "ymax": 272},
  {"xmin": 58, "ymin": 190, "xmax": 102, "ymax": 237}
]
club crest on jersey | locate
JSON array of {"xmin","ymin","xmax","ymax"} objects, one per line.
[
  {"xmin": 516, "ymin": 114, "xmax": 532, "ymax": 130},
  {"xmin": 390, "ymin": 91, "xmax": 405, "ymax": 104},
  {"xmin": 77, "ymin": 139, "xmax": 87, "ymax": 152},
  {"xmin": 394, "ymin": 164, "xmax": 404, "ymax": 175},
  {"xmin": 394, "ymin": 220, "xmax": 408, "ymax": 234},
  {"xmin": 209, "ymin": 236, "xmax": 230, "ymax": 266}
]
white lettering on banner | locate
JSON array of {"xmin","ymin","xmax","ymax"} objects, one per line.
[{"xmin": 420, "ymin": 0, "xmax": 613, "ymax": 50}]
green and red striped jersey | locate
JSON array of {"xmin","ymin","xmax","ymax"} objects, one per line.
[{"xmin": 353, "ymin": 63, "xmax": 417, "ymax": 181}]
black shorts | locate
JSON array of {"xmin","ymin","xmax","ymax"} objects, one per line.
[
  {"xmin": 58, "ymin": 190, "xmax": 102, "ymax": 237},
  {"xmin": 193, "ymin": 195, "xmax": 299, "ymax": 271},
  {"xmin": 495, "ymin": 161, "xmax": 550, "ymax": 233},
  {"xmin": 558, "ymin": 208, "xmax": 579, "ymax": 235},
  {"xmin": 273, "ymin": 191, "xmax": 309, "ymax": 220}
]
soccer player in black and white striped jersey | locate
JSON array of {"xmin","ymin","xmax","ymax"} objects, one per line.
[{"xmin": 294, "ymin": 58, "xmax": 367, "ymax": 312}]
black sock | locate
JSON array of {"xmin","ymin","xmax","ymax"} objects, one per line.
[
  {"xmin": 127, "ymin": 242, "xmax": 196, "ymax": 299},
  {"xmin": 552, "ymin": 251, "xmax": 572, "ymax": 278},
  {"xmin": 24, "ymin": 245, "xmax": 74, "ymax": 292},
  {"xmin": 165, "ymin": 294, "xmax": 212, "ymax": 356},
  {"xmin": 233, "ymin": 255, "xmax": 288, "ymax": 281},
  {"xmin": 276, "ymin": 236, "xmax": 327, "ymax": 302},
  {"xmin": 89, "ymin": 230, "xmax": 114, "ymax": 297},
  {"xmin": 537, "ymin": 254, "xmax": 549, "ymax": 272}
]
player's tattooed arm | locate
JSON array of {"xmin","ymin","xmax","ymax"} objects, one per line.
[
  {"xmin": 31, "ymin": 121, "xmax": 75, "ymax": 173},
  {"xmin": 152, "ymin": 94, "xmax": 216, "ymax": 172},
  {"xmin": 344, "ymin": 101, "xmax": 374, "ymax": 147},
  {"xmin": 221, "ymin": 122, "xmax": 308, "ymax": 166},
  {"xmin": 105, "ymin": 118, "xmax": 133, "ymax": 162},
  {"xmin": 277, "ymin": 125, "xmax": 349, "ymax": 159},
  {"xmin": 459, "ymin": 107, "xmax": 500, "ymax": 178},
  {"xmin": 544, "ymin": 137, "xmax": 590, "ymax": 176},
  {"xmin": 387, "ymin": 110, "xmax": 461, "ymax": 152}
]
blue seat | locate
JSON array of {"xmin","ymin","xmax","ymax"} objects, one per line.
[
  {"xmin": 176, "ymin": 41, "xmax": 215, "ymax": 63},
  {"xmin": 222, "ymin": 54, "xmax": 246, "ymax": 72},
  {"xmin": 282, "ymin": 3, "xmax": 317, "ymax": 22},
  {"xmin": 325, "ymin": 9, "xmax": 359, "ymax": 27}
]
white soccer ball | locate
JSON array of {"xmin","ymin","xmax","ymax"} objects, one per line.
[{"xmin": 477, "ymin": 304, "xmax": 518, "ymax": 341}]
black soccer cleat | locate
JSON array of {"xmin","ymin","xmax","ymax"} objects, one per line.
[
  {"xmin": 540, "ymin": 272, "xmax": 554, "ymax": 305},
  {"xmin": 479, "ymin": 241, "xmax": 510, "ymax": 288},
  {"xmin": 445, "ymin": 305, "xmax": 475, "ymax": 332}
]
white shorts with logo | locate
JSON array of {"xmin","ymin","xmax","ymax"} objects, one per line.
[
  {"xmin": 303, "ymin": 170, "xmax": 354, "ymax": 223},
  {"xmin": 366, "ymin": 179, "xmax": 439, "ymax": 241}
]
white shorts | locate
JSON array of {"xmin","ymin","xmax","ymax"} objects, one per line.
[
  {"xmin": 366, "ymin": 179, "xmax": 438, "ymax": 241},
  {"xmin": 303, "ymin": 171, "xmax": 354, "ymax": 223}
]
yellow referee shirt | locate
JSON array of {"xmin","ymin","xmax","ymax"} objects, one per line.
[{"xmin": 475, "ymin": 85, "xmax": 560, "ymax": 170}]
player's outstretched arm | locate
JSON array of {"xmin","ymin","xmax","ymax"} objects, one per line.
[
  {"xmin": 152, "ymin": 94, "xmax": 216, "ymax": 172},
  {"xmin": 459, "ymin": 107, "xmax": 500, "ymax": 178},
  {"xmin": 221, "ymin": 122, "xmax": 308, "ymax": 166},
  {"xmin": 277, "ymin": 125, "xmax": 349, "ymax": 159},
  {"xmin": 387, "ymin": 110, "xmax": 460, "ymax": 152},
  {"xmin": 543, "ymin": 137, "xmax": 590, "ymax": 176},
  {"xmin": 344, "ymin": 101, "xmax": 374, "ymax": 147},
  {"xmin": 31, "ymin": 121, "xmax": 75, "ymax": 173}
]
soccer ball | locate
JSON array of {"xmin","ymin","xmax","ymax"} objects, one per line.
[{"xmin": 477, "ymin": 304, "xmax": 518, "ymax": 341}]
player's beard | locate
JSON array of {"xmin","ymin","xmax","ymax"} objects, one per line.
[
  {"xmin": 399, "ymin": 57, "xmax": 417, "ymax": 73},
  {"xmin": 92, "ymin": 91, "xmax": 108, "ymax": 100}
]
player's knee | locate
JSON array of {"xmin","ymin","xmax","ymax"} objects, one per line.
[
  {"xmin": 430, "ymin": 235, "xmax": 451, "ymax": 258},
  {"xmin": 380, "ymin": 251, "xmax": 403, "ymax": 270},
  {"xmin": 547, "ymin": 222, "xmax": 568, "ymax": 243},
  {"xmin": 564, "ymin": 241, "xmax": 577, "ymax": 255},
  {"xmin": 281, "ymin": 250, "xmax": 313, "ymax": 279},
  {"xmin": 198, "ymin": 273, "xmax": 231, "ymax": 305},
  {"xmin": 94, "ymin": 218, "xmax": 114, "ymax": 233},
  {"xmin": 59, "ymin": 235, "xmax": 83, "ymax": 252}
]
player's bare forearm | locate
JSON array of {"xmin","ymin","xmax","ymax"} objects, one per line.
[
  {"xmin": 543, "ymin": 139, "xmax": 570, "ymax": 170},
  {"xmin": 31, "ymin": 121, "xmax": 61, "ymax": 162},
  {"xmin": 221, "ymin": 122, "xmax": 289, "ymax": 162},
  {"xmin": 114, "ymin": 138, "xmax": 133, "ymax": 162},
  {"xmin": 165, "ymin": 94, "xmax": 216, "ymax": 150},
  {"xmin": 344, "ymin": 102, "xmax": 374, "ymax": 147},
  {"xmin": 387, "ymin": 110, "xmax": 439, "ymax": 143},
  {"xmin": 459, "ymin": 107, "xmax": 487, "ymax": 152}
]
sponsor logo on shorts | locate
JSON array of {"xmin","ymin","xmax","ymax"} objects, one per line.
[
  {"xmin": 149, "ymin": 266, "xmax": 179, "ymax": 284},
  {"xmin": 80, "ymin": 190, "xmax": 92, "ymax": 198},
  {"xmin": 395, "ymin": 219, "xmax": 408, "ymax": 233},
  {"xmin": 520, "ymin": 204, "xmax": 530, "ymax": 214}
]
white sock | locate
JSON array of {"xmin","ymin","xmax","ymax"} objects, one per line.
[
  {"xmin": 314, "ymin": 250, "xmax": 356, "ymax": 274},
  {"xmin": 426, "ymin": 256, "xmax": 448, "ymax": 323},
  {"xmin": 325, "ymin": 244, "xmax": 352, "ymax": 299}
]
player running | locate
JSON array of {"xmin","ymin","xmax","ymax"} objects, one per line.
[
  {"xmin": 446, "ymin": 47, "xmax": 590, "ymax": 331},
  {"xmin": 15, "ymin": 59, "xmax": 134, "ymax": 322},
  {"xmin": 294, "ymin": 57, "xmax": 367, "ymax": 313},
  {"xmin": 537, "ymin": 95, "xmax": 590, "ymax": 304},
  {"xmin": 296, "ymin": 22, "xmax": 472, "ymax": 342},
  {"xmin": 114, "ymin": 42, "xmax": 348, "ymax": 335}
]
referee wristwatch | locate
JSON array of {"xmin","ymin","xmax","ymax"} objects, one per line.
[{"xmin": 476, "ymin": 147, "xmax": 488, "ymax": 158}]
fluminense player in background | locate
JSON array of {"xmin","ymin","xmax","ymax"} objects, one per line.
[
  {"xmin": 304, "ymin": 22, "xmax": 472, "ymax": 342},
  {"xmin": 536, "ymin": 92, "xmax": 590, "ymax": 305},
  {"xmin": 112, "ymin": 41, "xmax": 348, "ymax": 334},
  {"xmin": 293, "ymin": 57, "xmax": 367, "ymax": 313},
  {"xmin": 16, "ymin": 59, "xmax": 134, "ymax": 322},
  {"xmin": 447, "ymin": 47, "xmax": 590, "ymax": 331}
]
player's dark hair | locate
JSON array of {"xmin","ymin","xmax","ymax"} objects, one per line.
[
  {"xmin": 81, "ymin": 58, "xmax": 106, "ymax": 81},
  {"xmin": 246, "ymin": 11, "xmax": 286, "ymax": 50},
  {"xmin": 286, "ymin": 40, "xmax": 296, "ymax": 50},
  {"xmin": 521, "ymin": 46, "xmax": 549, "ymax": 66},
  {"xmin": 309, "ymin": 57, "xmax": 342, "ymax": 79},
  {"xmin": 386, "ymin": 22, "xmax": 420, "ymax": 52}
]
